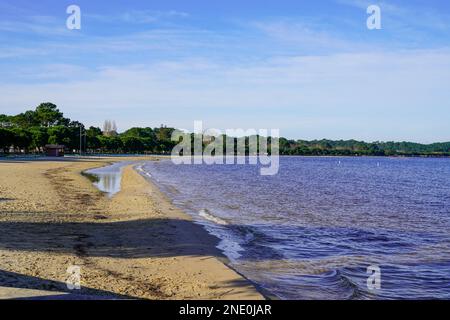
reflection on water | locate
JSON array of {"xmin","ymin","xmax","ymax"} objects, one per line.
[
  {"xmin": 85, "ymin": 161, "xmax": 134, "ymax": 198},
  {"xmin": 94, "ymin": 173, "xmax": 121, "ymax": 197}
]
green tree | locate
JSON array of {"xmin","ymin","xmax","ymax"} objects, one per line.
[
  {"xmin": 86, "ymin": 126, "xmax": 102, "ymax": 137},
  {"xmin": 86, "ymin": 126, "xmax": 102, "ymax": 151},
  {"xmin": 11, "ymin": 128, "xmax": 32, "ymax": 152},
  {"xmin": 121, "ymin": 136, "xmax": 145, "ymax": 153},
  {"xmin": 121, "ymin": 127, "xmax": 156, "ymax": 152},
  {"xmin": 109, "ymin": 136, "xmax": 123, "ymax": 153},
  {"xmin": 0, "ymin": 128, "xmax": 14, "ymax": 153},
  {"xmin": 35, "ymin": 103, "xmax": 65, "ymax": 127},
  {"xmin": 0, "ymin": 114, "xmax": 11, "ymax": 126},
  {"xmin": 47, "ymin": 126, "xmax": 72, "ymax": 146},
  {"xmin": 29, "ymin": 127, "xmax": 49, "ymax": 152},
  {"xmin": 98, "ymin": 136, "xmax": 123, "ymax": 153},
  {"xmin": 11, "ymin": 110, "xmax": 39, "ymax": 128}
]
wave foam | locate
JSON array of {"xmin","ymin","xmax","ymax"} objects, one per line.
[{"xmin": 198, "ymin": 209, "xmax": 228, "ymax": 225}]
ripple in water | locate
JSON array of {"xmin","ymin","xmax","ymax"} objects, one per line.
[{"xmin": 139, "ymin": 157, "xmax": 450, "ymax": 299}]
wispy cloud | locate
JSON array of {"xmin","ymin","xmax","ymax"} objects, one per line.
[
  {"xmin": 0, "ymin": 8, "xmax": 189, "ymax": 37},
  {"xmin": 1, "ymin": 48, "xmax": 449, "ymax": 142},
  {"xmin": 249, "ymin": 19, "xmax": 368, "ymax": 53},
  {"xmin": 0, "ymin": 46, "xmax": 49, "ymax": 59},
  {"xmin": 1, "ymin": 1, "xmax": 449, "ymax": 142},
  {"xmin": 0, "ymin": 15, "xmax": 70, "ymax": 36},
  {"xmin": 85, "ymin": 10, "xmax": 190, "ymax": 24}
]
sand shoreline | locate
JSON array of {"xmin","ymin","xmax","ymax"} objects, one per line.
[{"xmin": 0, "ymin": 156, "xmax": 264, "ymax": 300}]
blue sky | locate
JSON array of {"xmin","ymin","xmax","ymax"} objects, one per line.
[{"xmin": 0, "ymin": 0, "xmax": 449, "ymax": 142}]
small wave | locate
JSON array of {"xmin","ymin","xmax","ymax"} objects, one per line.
[
  {"xmin": 225, "ymin": 204, "xmax": 241, "ymax": 210},
  {"xmin": 314, "ymin": 269, "xmax": 363, "ymax": 300},
  {"xmin": 198, "ymin": 209, "xmax": 228, "ymax": 225},
  {"xmin": 165, "ymin": 185, "xmax": 180, "ymax": 194},
  {"xmin": 244, "ymin": 230, "xmax": 255, "ymax": 242},
  {"xmin": 135, "ymin": 165, "xmax": 152, "ymax": 178}
]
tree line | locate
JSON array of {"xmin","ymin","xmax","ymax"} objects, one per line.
[
  {"xmin": 278, "ymin": 138, "xmax": 450, "ymax": 156},
  {"xmin": 0, "ymin": 103, "xmax": 175, "ymax": 154},
  {"xmin": 1, "ymin": 103, "xmax": 449, "ymax": 156}
]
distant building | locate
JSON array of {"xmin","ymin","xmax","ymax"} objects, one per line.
[{"xmin": 45, "ymin": 144, "xmax": 65, "ymax": 157}]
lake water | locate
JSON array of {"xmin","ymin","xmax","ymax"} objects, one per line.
[{"xmin": 138, "ymin": 157, "xmax": 450, "ymax": 300}]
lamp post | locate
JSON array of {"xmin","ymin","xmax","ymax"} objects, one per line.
[
  {"xmin": 80, "ymin": 125, "xmax": 82, "ymax": 155},
  {"xmin": 79, "ymin": 125, "xmax": 86, "ymax": 156}
]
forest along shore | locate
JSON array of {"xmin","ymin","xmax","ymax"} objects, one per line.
[{"xmin": 0, "ymin": 156, "xmax": 263, "ymax": 300}]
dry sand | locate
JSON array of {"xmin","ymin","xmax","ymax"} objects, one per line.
[{"xmin": 0, "ymin": 157, "xmax": 263, "ymax": 300}]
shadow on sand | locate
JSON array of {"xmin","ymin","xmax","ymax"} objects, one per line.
[
  {"xmin": 0, "ymin": 218, "xmax": 223, "ymax": 259},
  {"xmin": 0, "ymin": 270, "xmax": 130, "ymax": 300},
  {"xmin": 0, "ymin": 217, "xmax": 258, "ymax": 299},
  {"xmin": 0, "ymin": 156, "xmax": 260, "ymax": 299}
]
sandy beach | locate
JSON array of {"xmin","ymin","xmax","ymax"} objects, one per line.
[{"xmin": 0, "ymin": 157, "xmax": 263, "ymax": 300}]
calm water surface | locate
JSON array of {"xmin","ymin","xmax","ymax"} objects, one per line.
[
  {"xmin": 85, "ymin": 161, "xmax": 135, "ymax": 197},
  {"xmin": 141, "ymin": 157, "xmax": 450, "ymax": 299}
]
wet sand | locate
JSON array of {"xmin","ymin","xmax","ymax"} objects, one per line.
[{"xmin": 0, "ymin": 156, "xmax": 263, "ymax": 300}]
